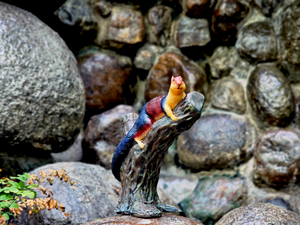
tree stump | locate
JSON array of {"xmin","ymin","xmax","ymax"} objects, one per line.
[{"xmin": 115, "ymin": 92, "xmax": 205, "ymax": 218}]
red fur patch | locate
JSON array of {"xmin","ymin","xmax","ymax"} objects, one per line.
[{"xmin": 146, "ymin": 96, "xmax": 165, "ymax": 121}]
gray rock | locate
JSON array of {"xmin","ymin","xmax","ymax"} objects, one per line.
[
  {"xmin": 208, "ymin": 46, "xmax": 239, "ymax": 79},
  {"xmin": 180, "ymin": 174, "xmax": 247, "ymax": 224},
  {"xmin": 216, "ymin": 203, "xmax": 300, "ymax": 225},
  {"xmin": 253, "ymin": 129, "xmax": 300, "ymax": 187},
  {"xmin": 82, "ymin": 105, "xmax": 136, "ymax": 169},
  {"xmin": 177, "ymin": 113, "xmax": 256, "ymax": 170},
  {"xmin": 247, "ymin": 65, "xmax": 295, "ymax": 127},
  {"xmin": 134, "ymin": 44, "xmax": 164, "ymax": 71},
  {"xmin": 236, "ymin": 21, "xmax": 278, "ymax": 63},
  {"xmin": 174, "ymin": 16, "xmax": 210, "ymax": 48},
  {"xmin": 254, "ymin": 0, "xmax": 283, "ymax": 16},
  {"xmin": 51, "ymin": 132, "xmax": 83, "ymax": 163},
  {"xmin": 55, "ymin": 0, "xmax": 95, "ymax": 27},
  {"xmin": 146, "ymin": 6, "xmax": 173, "ymax": 46},
  {"xmin": 13, "ymin": 162, "xmax": 120, "ymax": 225},
  {"xmin": 0, "ymin": 2, "xmax": 85, "ymax": 152},
  {"xmin": 279, "ymin": 0, "xmax": 300, "ymax": 65},
  {"xmin": 210, "ymin": 77, "xmax": 246, "ymax": 115}
]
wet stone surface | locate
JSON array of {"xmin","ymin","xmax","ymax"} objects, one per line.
[
  {"xmin": 208, "ymin": 46, "xmax": 239, "ymax": 79},
  {"xmin": 184, "ymin": 0, "xmax": 215, "ymax": 18},
  {"xmin": 77, "ymin": 48, "xmax": 132, "ymax": 116},
  {"xmin": 216, "ymin": 203, "xmax": 300, "ymax": 225},
  {"xmin": 177, "ymin": 113, "xmax": 256, "ymax": 170},
  {"xmin": 209, "ymin": 77, "xmax": 246, "ymax": 114},
  {"xmin": 212, "ymin": 0, "xmax": 249, "ymax": 43},
  {"xmin": 82, "ymin": 105, "xmax": 136, "ymax": 169},
  {"xmin": 134, "ymin": 44, "xmax": 164, "ymax": 71},
  {"xmin": 236, "ymin": 21, "xmax": 278, "ymax": 63},
  {"xmin": 146, "ymin": 6, "xmax": 173, "ymax": 46},
  {"xmin": 95, "ymin": 5, "xmax": 145, "ymax": 47},
  {"xmin": 254, "ymin": 0, "xmax": 283, "ymax": 16},
  {"xmin": 180, "ymin": 174, "xmax": 247, "ymax": 224},
  {"xmin": 253, "ymin": 129, "xmax": 300, "ymax": 187},
  {"xmin": 247, "ymin": 65, "xmax": 295, "ymax": 127},
  {"xmin": 173, "ymin": 16, "xmax": 211, "ymax": 48},
  {"xmin": 146, "ymin": 51, "xmax": 208, "ymax": 101}
]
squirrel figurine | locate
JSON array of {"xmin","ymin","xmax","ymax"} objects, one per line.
[{"xmin": 112, "ymin": 76, "xmax": 186, "ymax": 181}]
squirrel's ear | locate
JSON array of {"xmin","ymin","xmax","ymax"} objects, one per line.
[{"xmin": 171, "ymin": 76, "xmax": 174, "ymax": 81}]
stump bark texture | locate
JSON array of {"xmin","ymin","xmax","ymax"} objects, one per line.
[{"xmin": 116, "ymin": 92, "xmax": 205, "ymax": 217}]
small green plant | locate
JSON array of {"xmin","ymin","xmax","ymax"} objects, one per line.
[{"xmin": 0, "ymin": 168, "xmax": 77, "ymax": 225}]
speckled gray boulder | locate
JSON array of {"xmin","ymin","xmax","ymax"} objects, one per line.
[
  {"xmin": 177, "ymin": 113, "xmax": 256, "ymax": 170},
  {"xmin": 0, "ymin": 2, "xmax": 85, "ymax": 152},
  {"xmin": 12, "ymin": 162, "xmax": 120, "ymax": 225},
  {"xmin": 216, "ymin": 203, "xmax": 300, "ymax": 225}
]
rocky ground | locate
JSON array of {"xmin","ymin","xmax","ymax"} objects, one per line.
[{"xmin": 1, "ymin": 0, "xmax": 300, "ymax": 224}]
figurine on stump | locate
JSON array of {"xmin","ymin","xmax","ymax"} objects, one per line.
[{"xmin": 111, "ymin": 76, "xmax": 205, "ymax": 218}]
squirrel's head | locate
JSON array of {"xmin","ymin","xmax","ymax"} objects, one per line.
[{"xmin": 171, "ymin": 76, "xmax": 186, "ymax": 92}]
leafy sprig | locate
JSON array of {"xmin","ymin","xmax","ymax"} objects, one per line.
[{"xmin": 0, "ymin": 168, "xmax": 77, "ymax": 225}]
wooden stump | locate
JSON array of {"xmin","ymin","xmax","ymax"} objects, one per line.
[{"xmin": 116, "ymin": 92, "xmax": 205, "ymax": 217}]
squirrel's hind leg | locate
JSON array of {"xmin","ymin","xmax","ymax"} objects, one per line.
[{"xmin": 134, "ymin": 117, "xmax": 153, "ymax": 149}]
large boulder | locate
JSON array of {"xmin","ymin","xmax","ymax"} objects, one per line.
[
  {"xmin": 13, "ymin": 162, "xmax": 120, "ymax": 225},
  {"xmin": 0, "ymin": 2, "xmax": 85, "ymax": 153}
]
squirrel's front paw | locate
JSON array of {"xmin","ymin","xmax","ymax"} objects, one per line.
[{"xmin": 171, "ymin": 115, "xmax": 178, "ymax": 121}]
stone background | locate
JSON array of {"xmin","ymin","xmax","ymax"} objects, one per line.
[{"xmin": 2, "ymin": 0, "xmax": 300, "ymax": 224}]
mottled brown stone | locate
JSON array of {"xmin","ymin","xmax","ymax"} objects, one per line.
[
  {"xmin": 253, "ymin": 129, "xmax": 300, "ymax": 187},
  {"xmin": 180, "ymin": 174, "xmax": 247, "ymax": 224},
  {"xmin": 210, "ymin": 77, "xmax": 246, "ymax": 114},
  {"xmin": 216, "ymin": 203, "xmax": 300, "ymax": 225},
  {"xmin": 247, "ymin": 65, "xmax": 295, "ymax": 127},
  {"xmin": 212, "ymin": 0, "xmax": 249, "ymax": 42},
  {"xmin": 95, "ymin": 5, "xmax": 145, "ymax": 46},
  {"xmin": 236, "ymin": 21, "xmax": 278, "ymax": 63},
  {"xmin": 184, "ymin": 0, "xmax": 215, "ymax": 18},
  {"xmin": 146, "ymin": 51, "xmax": 208, "ymax": 101},
  {"xmin": 146, "ymin": 6, "xmax": 173, "ymax": 46},
  {"xmin": 173, "ymin": 16, "xmax": 210, "ymax": 48},
  {"xmin": 82, "ymin": 105, "xmax": 136, "ymax": 168},
  {"xmin": 177, "ymin": 113, "xmax": 256, "ymax": 170},
  {"xmin": 77, "ymin": 49, "xmax": 132, "ymax": 114},
  {"xmin": 83, "ymin": 213, "xmax": 203, "ymax": 225}
]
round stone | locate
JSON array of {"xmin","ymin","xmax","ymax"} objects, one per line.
[
  {"xmin": 247, "ymin": 65, "xmax": 294, "ymax": 127},
  {"xmin": 177, "ymin": 113, "xmax": 256, "ymax": 170},
  {"xmin": 174, "ymin": 16, "xmax": 210, "ymax": 48},
  {"xmin": 77, "ymin": 48, "xmax": 132, "ymax": 116},
  {"xmin": 210, "ymin": 77, "xmax": 246, "ymax": 115},
  {"xmin": 212, "ymin": 0, "xmax": 249, "ymax": 43},
  {"xmin": 216, "ymin": 203, "xmax": 300, "ymax": 225},
  {"xmin": 82, "ymin": 105, "xmax": 136, "ymax": 169},
  {"xmin": 253, "ymin": 129, "xmax": 300, "ymax": 187},
  {"xmin": 146, "ymin": 51, "xmax": 208, "ymax": 101},
  {"xmin": 184, "ymin": 0, "xmax": 215, "ymax": 18},
  {"xmin": 236, "ymin": 21, "xmax": 278, "ymax": 63},
  {"xmin": 0, "ymin": 2, "xmax": 85, "ymax": 152},
  {"xmin": 180, "ymin": 174, "xmax": 247, "ymax": 224}
]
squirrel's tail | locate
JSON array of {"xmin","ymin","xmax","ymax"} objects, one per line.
[{"xmin": 111, "ymin": 125, "xmax": 137, "ymax": 181}]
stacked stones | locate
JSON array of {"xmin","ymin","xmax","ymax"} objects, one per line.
[{"xmin": 2, "ymin": 0, "xmax": 300, "ymax": 224}]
